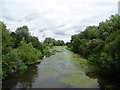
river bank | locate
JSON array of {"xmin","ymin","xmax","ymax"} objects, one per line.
[
  {"xmin": 2, "ymin": 46, "xmax": 120, "ymax": 89},
  {"xmin": 3, "ymin": 46, "xmax": 98, "ymax": 88}
]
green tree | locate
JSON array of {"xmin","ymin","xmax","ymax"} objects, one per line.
[
  {"xmin": 57, "ymin": 40, "xmax": 65, "ymax": 46},
  {"xmin": 30, "ymin": 36, "xmax": 48, "ymax": 54},
  {"xmin": 18, "ymin": 39, "xmax": 42, "ymax": 65},
  {"xmin": 2, "ymin": 22, "xmax": 13, "ymax": 55},
  {"xmin": 44, "ymin": 37, "xmax": 64, "ymax": 46},
  {"xmin": 15, "ymin": 26, "xmax": 30, "ymax": 47},
  {"xmin": 68, "ymin": 14, "xmax": 120, "ymax": 78},
  {"xmin": 83, "ymin": 26, "xmax": 99, "ymax": 39},
  {"xmin": 2, "ymin": 50, "xmax": 26, "ymax": 79}
]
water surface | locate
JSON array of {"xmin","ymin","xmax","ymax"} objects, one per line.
[{"xmin": 3, "ymin": 46, "xmax": 98, "ymax": 88}]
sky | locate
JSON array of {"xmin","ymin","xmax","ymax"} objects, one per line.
[{"xmin": 0, "ymin": 0, "xmax": 119, "ymax": 42}]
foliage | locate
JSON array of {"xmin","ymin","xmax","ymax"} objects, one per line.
[
  {"xmin": 10, "ymin": 26, "xmax": 30, "ymax": 48},
  {"xmin": 18, "ymin": 39, "xmax": 42, "ymax": 65},
  {"xmin": 2, "ymin": 50, "xmax": 26, "ymax": 79},
  {"xmin": 15, "ymin": 26, "xmax": 30, "ymax": 43},
  {"xmin": 2, "ymin": 21, "xmax": 65, "ymax": 79},
  {"xmin": 2, "ymin": 22, "xmax": 13, "ymax": 55},
  {"xmin": 1, "ymin": 22, "xmax": 50, "ymax": 79},
  {"xmin": 68, "ymin": 15, "xmax": 120, "ymax": 77},
  {"xmin": 44, "ymin": 37, "xmax": 65, "ymax": 46}
]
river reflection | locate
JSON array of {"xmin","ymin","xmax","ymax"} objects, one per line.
[
  {"xmin": 2, "ymin": 65, "xmax": 38, "ymax": 89},
  {"xmin": 2, "ymin": 46, "xmax": 119, "ymax": 89},
  {"xmin": 86, "ymin": 71, "xmax": 120, "ymax": 89}
]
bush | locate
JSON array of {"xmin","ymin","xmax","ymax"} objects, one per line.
[
  {"xmin": 18, "ymin": 40, "xmax": 42, "ymax": 65},
  {"xmin": 42, "ymin": 46, "xmax": 51, "ymax": 55},
  {"xmin": 68, "ymin": 15, "xmax": 120, "ymax": 77},
  {"xmin": 2, "ymin": 50, "xmax": 25, "ymax": 79}
]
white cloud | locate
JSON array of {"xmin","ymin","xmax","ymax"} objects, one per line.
[{"xmin": 0, "ymin": 0, "xmax": 119, "ymax": 42}]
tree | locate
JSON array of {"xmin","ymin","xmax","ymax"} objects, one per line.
[
  {"xmin": 18, "ymin": 39, "xmax": 42, "ymax": 65},
  {"xmin": 1, "ymin": 22, "xmax": 50, "ymax": 79},
  {"xmin": 68, "ymin": 14, "xmax": 120, "ymax": 78},
  {"xmin": 44, "ymin": 37, "xmax": 55, "ymax": 46},
  {"xmin": 44, "ymin": 37, "xmax": 64, "ymax": 46},
  {"xmin": 83, "ymin": 26, "xmax": 99, "ymax": 39},
  {"xmin": 70, "ymin": 34, "xmax": 81, "ymax": 52},
  {"xmin": 1, "ymin": 22, "xmax": 13, "ymax": 55},
  {"xmin": 57, "ymin": 40, "xmax": 64, "ymax": 46},
  {"xmin": 30, "ymin": 36, "xmax": 47, "ymax": 54},
  {"xmin": 15, "ymin": 26, "xmax": 30, "ymax": 47}
]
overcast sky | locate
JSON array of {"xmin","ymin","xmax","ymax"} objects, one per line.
[{"xmin": 0, "ymin": 0, "xmax": 119, "ymax": 42}]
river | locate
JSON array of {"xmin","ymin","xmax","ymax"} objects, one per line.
[{"xmin": 2, "ymin": 46, "xmax": 119, "ymax": 89}]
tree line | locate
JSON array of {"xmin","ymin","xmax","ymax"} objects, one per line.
[
  {"xmin": 1, "ymin": 22, "xmax": 65, "ymax": 79},
  {"xmin": 67, "ymin": 14, "xmax": 120, "ymax": 79},
  {"xmin": 2, "ymin": 14, "xmax": 120, "ymax": 80},
  {"xmin": 44, "ymin": 37, "xmax": 65, "ymax": 47}
]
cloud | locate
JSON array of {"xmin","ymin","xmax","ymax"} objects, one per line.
[{"xmin": 0, "ymin": 0, "xmax": 119, "ymax": 42}]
